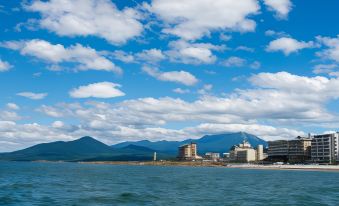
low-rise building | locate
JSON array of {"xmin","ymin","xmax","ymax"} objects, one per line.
[
  {"xmin": 204, "ymin": 152, "xmax": 220, "ymax": 162},
  {"xmin": 311, "ymin": 133, "xmax": 339, "ymax": 164},
  {"xmin": 229, "ymin": 140, "xmax": 264, "ymax": 163},
  {"xmin": 178, "ymin": 142, "xmax": 202, "ymax": 160}
]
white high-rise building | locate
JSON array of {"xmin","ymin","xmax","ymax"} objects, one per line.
[{"xmin": 311, "ymin": 132, "xmax": 339, "ymax": 164}]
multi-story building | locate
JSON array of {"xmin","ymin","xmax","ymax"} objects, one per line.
[
  {"xmin": 268, "ymin": 137, "xmax": 312, "ymax": 163},
  {"xmin": 204, "ymin": 152, "xmax": 220, "ymax": 162},
  {"xmin": 256, "ymin": 145, "xmax": 264, "ymax": 161},
  {"xmin": 288, "ymin": 137, "xmax": 312, "ymax": 162},
  {"xmin": 268, "ymin": 140, "xmax": 289, "ymax": 158},
  {"xmin": 178, "ymin": 142, "xmax": 202, "ymax": 160},
  {"xmin": 311, "ymin": 133, "xmax": 339, "ymax": 164},
  {"xmin": 229, "ymin": 140, "xmax": 264, "ymax": 163}
]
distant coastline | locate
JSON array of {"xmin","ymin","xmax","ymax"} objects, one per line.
[{"xmin": 78, "ymin": 161, "xmax": 339, "ymax": 172}]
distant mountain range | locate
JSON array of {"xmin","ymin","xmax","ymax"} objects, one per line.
[
  {"xmin": 0, "ymin": 136, "xmax": 170, "ymax": 162},
  {"xmin": 112, "ymin": 132, "xmax": 267, "ymax": 154},
  {"xmin": 0, "ymin": 132, "xmax": 267, "ymax": 161}
]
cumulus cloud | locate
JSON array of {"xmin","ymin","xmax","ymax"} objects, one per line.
[
  {"xmin": 0, "ymin": 121, "xmax": 75, "ymax": 152},
  {"xmin": 6, "ymin": 72, "xmax": 339, "ymax": 151},
  {"xmin": 166, "ymin": 40, "xmax": 225, "ymax": 64},
  {"xmin": 146, "ymin": 0, "xmax": 259, "ymax": 40},
  {"xmin": 135, "ymin": 49, "xmax": 166, "ymax": 64},
  {"xmin": 1, "ymin": 39, "xmax": 122, "ymax": 74},
  {"xmin": 69, "ymin": 82, "xmax": 125, "ymax": 98},
  {"xmin": 173, "ymin": 88, "xmax": 190, "ymax": 94},
  {"xmin": 316, "ymin": 35, "xmax": 339, "ymax": 63},
  {"xmin": 142, "ymin": 66, "xmax": 198, "ymax": 86},
  {"xmin": 0, "ymin": 59, "xmax": 12, "ymax": 72},
  {"xmin": 264, "ymin": 0, "xmax": 293, "ymax": 19},
  {"xmin": 223, "ymin": 56, "xmax": 247, "ymax": 67},
  {"xmin": 6, "ymin": 103, "xmax": 20, "ymax": 110},
  {"xmin": 25, "ymin": 0, "xmax": 143, "ymax": 45},
  {"xmin": 266, "ymin": 37, "xmax": 316, "ymax": 55},
  {"xmin": 222, "ymin": 56, "xmax": 260, "ymax": 69},
  {"xmin": 313, "ymin": 64, "xmax": 339, "ymax": 76},
  {"xmin": 17, "ymin": 92, "xmax": 48, "ymax": 100}
]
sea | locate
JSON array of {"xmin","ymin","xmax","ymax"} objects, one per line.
[{"xmin": 0, "ymin": 162, "xmax": 339, "ymax": 206}]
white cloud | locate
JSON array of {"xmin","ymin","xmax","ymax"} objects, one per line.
[
  {"xmin": 17, "ymin": 92, "xmax": 48, "ymax": 100},
  {"xmin": 26, "ymin": 0, "xmax": 143, "ymax": 45},
  {"xmin": 146, "ymin": 0, "xmax": 259, "ymax": 40},
  {"xmin": 198, "ymin": 84, "xmax": 213, "ymax": 95},
  {"xmin": 166, "ymin": 40, "xmax": 224, "ymax": 64},
  {"xmin": 0, "ymin": 121, "xmax": 75, "ymax": 152},
  {"xmin": 6, "ymin": 103, "xmax": 20, "ymax": 110},
  {"xmin": 313, "ymin": 64, "xmax": 339, "ymax": 76},
  {"xmin": 250, "ymin": 61, "xmax": 261, "ymax": 69},
  {"xmin": 222, "ymin": 56, "xmax": 260, "ymax": 69},
  {"xmin": 1, "ymin": 39, "xmax": 122, "ymax": 74},
  {"xmin": 142, "ymin": 66, "xmax": 198, "ymax": 86},
  {"xmin": 135, "ymin": 48, "xmax": 166, "ymax": 63},
  {"xmin": 111, "ymin": 50, "xmax": 135, "ymax": 63},
  {"xmin": 264, "ymin": 0, "xmax": 293, "ymax": 19},
  {"xmin": 51, "ymin": 120, "xmax": 64, "ymax": 128},
  {"xmin": 266, "ymin": 37, "xmax": 316, "ymax": 55},
  {"xmin": 69, "ymin": 82, "xmax": 125, "ymax": 99},
  {"xmin": 173, "ymin": 88, "xmax": 190, "ymax": 94},
  {"xmin": 0, "ymin": 111, "xmax": 22, "ymax": 121},
  {"xmin": 0, "ymin": 59, "xmax": 12, "ymax": 72},
  {"xmin": 223, "ymin": 56, "xmax": 246, "ymax": 67},
  {"xmin": 235, "ymin": 46, "xmax": 254, "ymax": 52},
  {"xmin": 316, "ymin": 35, "xmax": 339, "ymax": 63}
]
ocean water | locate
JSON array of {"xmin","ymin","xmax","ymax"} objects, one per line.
[{"xmin": 0, "ymin": 162, "xmax": 339, "ymax": 206}]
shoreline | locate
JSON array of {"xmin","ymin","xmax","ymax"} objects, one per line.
[
  {"xmin": 78, "ymin": 161, "xmax": 339, "ymax": 172},
  {"xmin": 3, "ymin": 160, "xmax": 339, "ymax": 172}
]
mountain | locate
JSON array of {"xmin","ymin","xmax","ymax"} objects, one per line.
[
  {"xmin": 0, "ymin": 132, "xmax": 267, "ymax": 161},
  {"xmin": 112, "ymin": 132, "xmax": 267, "ymax": 155},
  {"xmin": 0, "ymin": 137, "xmax": 166, "ymax": 161}
]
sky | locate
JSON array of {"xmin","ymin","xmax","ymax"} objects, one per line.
[{"xmin": 0, "ymin": 0, "xmax": 339, "ymax": 152}]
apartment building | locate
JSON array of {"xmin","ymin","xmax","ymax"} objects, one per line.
[{"xmin": 311, "ymin": 133, "xmax": 339, "ymax": 164}]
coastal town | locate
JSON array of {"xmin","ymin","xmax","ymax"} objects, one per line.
[{"xmin": 177, "ymin": 132, "xmax": 339, "ymax": 165}]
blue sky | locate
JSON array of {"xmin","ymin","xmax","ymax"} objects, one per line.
[{"xmin": 0, "ymin": 0, "xmax": 339, "ymax": 152}]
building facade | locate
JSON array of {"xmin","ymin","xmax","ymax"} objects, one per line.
[
  {"xmin": 229, "ymin": 140, "xmax": 264, "ymax": 163},
  {"xmin": 178, "ymin": 143, "xmax": 202, "ymax": 160},
  {"xmin": 311, "ymin": 133, "xmax": 339, "ymax": 164},
  {"xmin": 204, "ymin": 152, "xmax": 220, "ymax": 161},
  {"xmin": 268, "ymin": 137, "xmax": 312, "ymax": 163}
]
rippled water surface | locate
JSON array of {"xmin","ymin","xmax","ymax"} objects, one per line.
[{"xmin": 1, "ymin": 162, "xmax": 339, "ymax": 205}]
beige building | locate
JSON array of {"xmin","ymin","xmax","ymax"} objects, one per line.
[
  {"xmin": 229, "ymin": 140, "xmax": 264, "ymax": 163},
  {"xmin": 178, "ymin": 143, "xmax": 202, "ymax": 160}
]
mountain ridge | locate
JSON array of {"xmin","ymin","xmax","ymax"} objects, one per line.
[{"xmin": 112, "ymin": 132, "xmax": 267, "ymax": 154}]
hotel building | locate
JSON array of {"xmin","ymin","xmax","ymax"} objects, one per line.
[
  {"xmin": 311, "ymin": 133, "xmax": 339, "ymax": 164},
  {"xmin": 229, "ymin": 140, "xmax": 264, "ymax": 163},
  {"xmin": 268, "ymin": 137, "xmax": 312, "ymax": 163},
  {"xmin": 178, "ymin": 142, "xmax": 202, "ymax": 160}
]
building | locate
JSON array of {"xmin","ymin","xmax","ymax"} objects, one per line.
[
  {"xmin": 268, "ymin": 137, "xmax": 312, "ymax": 163},
  {"xmin": 178, "ymin": 142, "xmax": 202, "ymax": 160},
  {"xmin": 256, "ymin": 145, "xmax": 264, "ymax": 161},
  {"xmin": 268, "ymin": 140, "xmax": 289, "ymax": 159},
  {"xmin": 288, "ymin": 137, "xmax": 312, "ymax": 162},
  {"xmin": 229, "ymin": 140, "xmax": 264, "ymax": 163},
  {"xmin": 204, "ymin": 152, "xmax": 220, "ymax": 162},
  {"xmin": 311, "ymin": 133, "xmax": 339, "ymax": 164}
]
